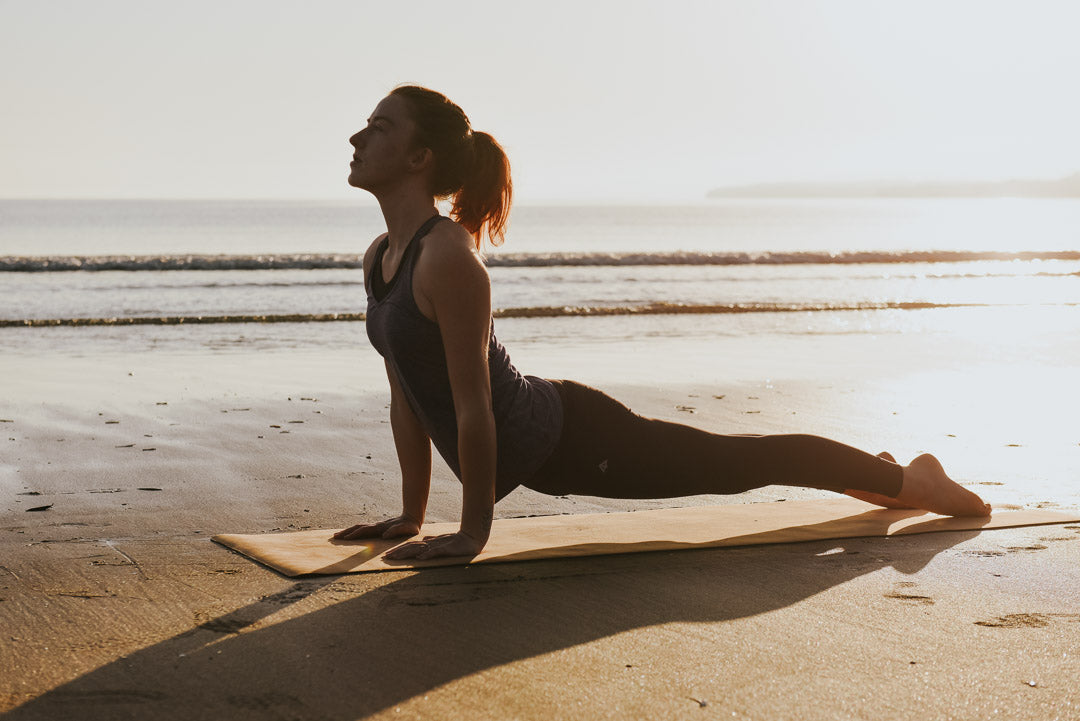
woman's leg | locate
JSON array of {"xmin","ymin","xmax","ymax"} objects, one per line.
[{"xmin": 527, "ymin": 381, "xmax": 989, "ymax": 516}]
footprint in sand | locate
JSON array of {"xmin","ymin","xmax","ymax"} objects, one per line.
[
  {"xmin": 976, "ymin": 614, "xmax": 1049, "ymax": 628},
  {"xmin": 975, "ymin": 613, "xmax": 1080, "ymax": 628},
  {"xmin": 961, "ymin": 549, "xmax": 1007, "ymax": 558},
  {"xmin": 884, "ymin": 582, "xmax": 934, "ymax": 605}
]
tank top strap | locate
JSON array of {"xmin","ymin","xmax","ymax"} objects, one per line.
[{"xmin": 401, "ymin": 214, "xmax": 447, "ymax": 274}]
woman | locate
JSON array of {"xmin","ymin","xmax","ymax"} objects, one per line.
[{"xmin": 334, "ymin": 85, "xmax": 990, "ymax": 560}]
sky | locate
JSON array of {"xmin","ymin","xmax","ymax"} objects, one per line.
[{"xmin": 2, "ymin": 0, "xmax": 1079, "ymax": 203}]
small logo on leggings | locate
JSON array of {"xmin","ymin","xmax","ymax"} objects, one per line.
[{"xmin": 598, "ymin": 459, "xmax": 609, "ymax": 473}]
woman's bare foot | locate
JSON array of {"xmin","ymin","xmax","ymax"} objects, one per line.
[
  {"xmin": 844, "ymin": 452, "xmax": 919, "ymax": 509},
  {"xmin": 894, "ymin": 453, "xmax": 992, "ymax": 517}
]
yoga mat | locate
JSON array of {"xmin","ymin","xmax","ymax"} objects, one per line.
[{"xmin": 212, "ymin": 497, "xmax": 1080, "ymax": 577}]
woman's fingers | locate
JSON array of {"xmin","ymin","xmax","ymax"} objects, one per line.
[
  {"xmin": 381, "ymin": 521, "xmax": 421, "ymax": 539},
  {"xmin": 383, "ymin": 533, "xmax": 474, "ymax": 561},
  {"xmin": 416, "ymin": 533, "xmax": 480, "ymax": 560},
  {"xmin": 384, "ymin": 540, "xmax": 429, "ymax": 560},
  {"xmin": 333, "ymin": 516, "xmax": 422, "ymax": 541},
  {"xmin": 337, "ymin": 529, "xmax": 478, "ymax": 560},
  {"xmin": 332, "ymin": 522, "xmax": 383, "ymax": 540}
]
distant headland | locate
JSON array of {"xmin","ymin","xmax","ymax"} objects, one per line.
[{"xmin": 707, "ymin": 172, "xmax": 1080, "ymax": 199}]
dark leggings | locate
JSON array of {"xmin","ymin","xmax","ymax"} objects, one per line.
[{"xmin": 523, "ymin": 380, "xmax": 903, "ymax": 500}]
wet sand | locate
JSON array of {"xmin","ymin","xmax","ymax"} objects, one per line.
[{"xmin": 2, "ymin": 339, "xmax": 1080, "ymax": 719}]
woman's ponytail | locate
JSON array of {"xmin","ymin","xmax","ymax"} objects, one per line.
[
  {"xmin": 390, "ymin": 85, "xmax": 513, "ymax": 250},
  {"xmin": 452, "ymin": 131, "xmax": 512, "ymax": 248}
]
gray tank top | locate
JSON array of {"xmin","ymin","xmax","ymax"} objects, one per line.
[{"xmin": 365, "ymin": 215, "xmax": 563, "ymax": 500}]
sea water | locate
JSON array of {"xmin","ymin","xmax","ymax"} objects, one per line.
[{"xmin": 2, "ymin": 198, "xmax": 1079, "ymax": 357}]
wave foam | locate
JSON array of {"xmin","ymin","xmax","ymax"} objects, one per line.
[
  {"xmin": 4, "ymin": 249, "xmax": 1080, "ymax": 272},
  {"xmin": 4, "ymin": 301, "xmax": 1028, "ymax": 327}
]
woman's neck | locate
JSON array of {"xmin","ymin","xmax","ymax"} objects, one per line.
[{"xmin": 377, "ymin": 191, "xmax": 438, "ymax": 252}]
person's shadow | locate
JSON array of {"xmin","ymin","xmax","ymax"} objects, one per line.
[{"xmin": 3, "ymin": 512, "xmax": 984, "ymax": 720}]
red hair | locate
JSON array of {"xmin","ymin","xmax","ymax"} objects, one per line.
[{"xmin": 390, "ymin": 85, "xmax": 512, "ymax": 249}]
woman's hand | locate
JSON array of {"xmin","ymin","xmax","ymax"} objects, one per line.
[
  {"xmin": 332, "ymin": 515, "xmax": 421, "ymax": 541},
  {"xmin": 383, "ymin": 531, "xmax": 482, "ymax": 561}
]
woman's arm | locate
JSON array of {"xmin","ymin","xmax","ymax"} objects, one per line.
[
  {"xmin": 386, "ymin": 224, "xmax": 497, "ymax": 560},
  {"xmin": 387, "ymin": 360, "xmax": 432, "ymax": 526},
  {"xmin": 332, "ymin": 364, "xmax": 431, "ymax": 540},
  {"xmin": 333, "ymin": 236, "xmax": 432, "ymax": 542}
]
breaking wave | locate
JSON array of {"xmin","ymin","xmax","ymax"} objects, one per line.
[
  {"xmin": 4, "ymin": 249, "xmax": 1080, "ymax": 272},
  {"xmin": 4, "ymin": 300, "xmax": 1029, "ymax": 327}
]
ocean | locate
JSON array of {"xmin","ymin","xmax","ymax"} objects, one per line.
[{"xmin": 3, "ymin": 198, "xmax": 1079, "ymax": 362}]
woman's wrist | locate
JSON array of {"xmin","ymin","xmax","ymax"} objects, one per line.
[{"xmin": 459, "ymin": 506, "xmax": 493, "ymax": 545}]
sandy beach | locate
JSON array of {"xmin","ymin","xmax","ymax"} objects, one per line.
[{"xmin": 3, "ymin": 322, "xmax": 1080, "ymax": 720}]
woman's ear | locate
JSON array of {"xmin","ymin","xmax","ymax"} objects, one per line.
[{"xmin": 408, "ymin": 146, "xmax": 433, "ymax": 173}]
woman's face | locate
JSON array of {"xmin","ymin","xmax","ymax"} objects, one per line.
[{"xmin": 348, "ymin": 95, "xmax": 422, "ymax": 192}]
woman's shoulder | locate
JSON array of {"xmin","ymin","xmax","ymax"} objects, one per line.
[
  {"xmin": 414, "ymin": 219, "xmax": 490, "ymax": 308},
  {"xmin": 417, "ymin": 219, "xmax": 486, "ymax": 273},
  {"xmin": 425, "ymin": 217, "xmax": 477, "ymax": 251}
]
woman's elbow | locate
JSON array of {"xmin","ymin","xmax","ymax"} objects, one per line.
[{"xmin": 455, "ymin": 402, "xmax": 496, "ymax": 436}]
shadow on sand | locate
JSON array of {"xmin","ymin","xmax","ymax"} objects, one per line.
[{"xmin": 4, "ymin": 519, "xmax": 982, "ymax": 720}]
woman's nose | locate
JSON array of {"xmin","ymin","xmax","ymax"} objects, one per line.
[{"xmin": 349, "ymin": 130, "xmax": 364, "ymax": 148}]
